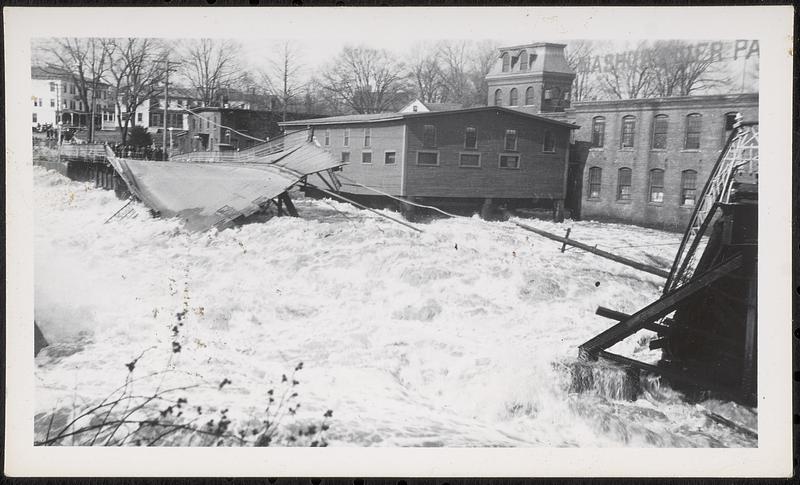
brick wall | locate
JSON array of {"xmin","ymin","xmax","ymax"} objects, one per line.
[{"xmin": 569, "ymin": 94, "xmax": 758, "ymax": 231}]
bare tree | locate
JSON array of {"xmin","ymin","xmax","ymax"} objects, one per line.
[
  {"xmin": 565, "ymin": 40, "xmax": 598, "ymax": 102},
  {"xmin": 179, "ymin": 39, "xmax": 244, "ymax": 106},
  {"xmin": 107, "ymin": 38, "xmax": 168, "ymax": 144},
  {"xmin": 261, "ymin": 42, "xmax": 306, "ymax": 122},
  {"xmin": 438, "ymin": 41, "xmax": 472, "ymax": 104},
  {"xmin": 320, "ymin": 46, "xmax": 410, "ymax": 114},
  {"xmin": 466, "ymin": 40, "xmax": 500, "ymax": 107},
  {"xmin": 406, "ymin": 43, "xmax": 445, "ymax": 103},
  {"xmin": 41, "ymin": 38, "xmax": 114, "ymax": 142},
  {"xmin": 646, "ymin": 40, "xmax": 731, "ymax": 97},
  {"xmin": 596, "ymin": 41, "xmax": 655, "ymax": 100}
]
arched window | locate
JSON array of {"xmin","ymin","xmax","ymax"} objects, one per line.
[
  {"xmin": 588, "ymin": 167, "xmax": 602, "ymax": 199},
  {"xmin": 501, "ymin": 53, "xmax": 510, "ymax": 72},
  {"xmin": 685, "ymin": 113, "xmax": 702, "ymax": 149},
  {"xmin": 681, "ymin": 170, "xmax": 698, "ymax": 206},
  {"xmin": 494, "ymin": 89, "xmax": 503, "ymax": 107},
  {"xmin": 519, "ymin": 51, "xmax": 528, "ymax": 70},
  {"xmin": 621, "ymin": 115, "xmax": 636, "ymax": 148},
  {"xmin": 509, "ymin": 88, "xmax": 518, "ymax": 106},
  {"xmin": 525, "ymin": 86, "xmax": 535, "ymax": 105},
  {"xmin": 652, "ymin": 115, "xmax": 669, "ymax": 149},
  {"xmin": 591, "ymin": 116, "xmax": 606, "ymax": 148},
  {"xmin": 649, "ymin": 169, "xmax": 665, "ymax": 203},
  {"xmin": 617, "ymin": 168, "xmax": 632, "ymax": 200}
]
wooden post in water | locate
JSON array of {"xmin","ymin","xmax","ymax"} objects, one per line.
[{"xmin": 512, "ymin": 220, "xmax": 670, "ymax": 278}]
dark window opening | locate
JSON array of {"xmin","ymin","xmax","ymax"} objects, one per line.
[
  {"xmin": 681, "ymin": 170, "xmax": 697, "ymax": 206},
  {"xmin": 649, "ymin": 169, "xmax": 665, "ymax": 203},
  {"xmin": 617, "ymin": 168, "xmax": 632, "ymax": 200},
  {"xmin": 621, "ymin": 116, "xmax": 636, "ymax": 148},
  {"xmin": 588, "ymin": 167, "xmax": 602, "ymax": 199},
  {"xmin": 685, "ymin": 113, "xmax": 702, "ymax": 150},
  {"xmin": 464, "ymin": 127, "xmax": 477, "ymax": 149},
  {"xmin": 504, "ymin": 129, "xmax": 517, "ymax": 151},
  {"xmin": 591, "ymin": 117, "xmax": 605, "ymax": 148},
  {"xmin": 652, "ymin": 115, "xmax": 668, "ymax": 149}
]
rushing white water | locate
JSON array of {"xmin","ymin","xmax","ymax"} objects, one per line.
[{"xmin": 32, "ymin": 167, "xmax": 756, "ymax": 447}]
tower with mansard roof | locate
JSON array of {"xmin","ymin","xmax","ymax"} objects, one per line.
[{"xmin": 485, "ymin": 42, "xmax": 576, "ymax": 114}]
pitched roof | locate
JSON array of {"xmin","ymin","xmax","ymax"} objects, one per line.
[
  {"xmin": 425, "ymin": 102, "xmax": 464, "ymax": 112},
  {"xmin": 280, "ymin": 112, "xmax": 405, "ymax": 125},
  {"xmin": 31, "ymin": 65, "xmax": 72, "ymax": 80},
  {"xmin": 279, "ymin": 106, "xmax": 578, "ymax": 129}
]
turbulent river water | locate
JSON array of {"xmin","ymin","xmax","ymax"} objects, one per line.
[{"xmin": 32, "ymin": 166, "xmax": 757, "ymax": 447}]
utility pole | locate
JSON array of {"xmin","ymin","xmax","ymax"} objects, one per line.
[
  {"xmin": 160, "ymin": 59, "xmax": 181, "ymax": 161},
  {"xmin": 56, "ymin": 80, "xmax": 62, "ymax": 163},
  {"xmin": 163, "ymin": 59, "xmax": 169, "ymax": 160}
]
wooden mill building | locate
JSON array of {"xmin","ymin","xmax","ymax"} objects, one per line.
[{"xmin": 280, "ymin": 107, "xmax": 577, "ymax": 216}]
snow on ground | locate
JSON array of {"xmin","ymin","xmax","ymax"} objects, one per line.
[{"xmin": 32, "ymin": 166, "xmax": 756, "ymax": 447}]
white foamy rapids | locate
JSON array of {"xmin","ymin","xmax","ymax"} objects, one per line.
[{"xmin": 32, "ymin": 166, "xmax": 756, "ymax": 447}]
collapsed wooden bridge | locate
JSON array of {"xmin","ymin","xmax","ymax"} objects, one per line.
[{"xmin": 578, "ymin": 120, "xmax": 759, "ymax": 406}]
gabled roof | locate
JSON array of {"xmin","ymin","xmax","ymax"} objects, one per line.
[
  {"xmin": 32, "ymin": 65, "xmax": 73, "ymax": 80},
  {"xmin": 425, "ymin": 102, "xmax": 464, "ymax": 112},
  {"xmin": 279, "ymin": 106, "xmax": 579, "ymax": 129}
]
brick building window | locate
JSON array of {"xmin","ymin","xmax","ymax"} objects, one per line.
[
  {"xmin": 651, "ymin": 114, "xmax": 669, "ymax": 149},
  {"xmin": 341, "ymin": 151, "xmax": 350, "ymax": 163},
  {"xmin": 459, "ymin": 153, "xmax": 480, "ymax": 167},
  {"xmin": 504, "ymin": 129, "xmax": 517, "ymax": 151},
  {"xmin": 417, "ymin": 151, "xmax": 439, "ymax": 166},
  {"xmin": 464, "ymin": 127, "xmax": 477, "ymax": 149},
  {"xmin": 543, "ymin": 130, "xmax": 556, "ymax": 153},
  {"xmin": 591, "ymin": 117, "xmax": 605, "ymax": 148},
  {"xmin": 520, "ymin": 51, "xmax": 528, "ymax": 70},
  {"xmin": 32, "ymin": 113, "xmax": 37, "ymax": 123},
  {"xmin": 361, "ymin": 151, "xmax": 372, "ymax": 164},
  {"xmin": 621, "ymin": 116, "xmax": 636, "ymax": 148},
  {"xmin": 324, "ymin": 129, "xmax": 330, "ymax": 146},
  {"xmin": 384, "ymin": 151, "xmax": 396, "ymax": 164},
  {"xmin": 501, "ymin": 52, "xmax": 510, "ymax": 72},
  {"xmin": 509, "ymin": 88, "xmax": 518, "ymax": 106},
  {"xmin": 494, "ymin": 89, "xmax": 503, "ymax": 107},
  {"xmin": 50, "ymin": 99, "xmax": 55, "ymax": 108},
  {"xmin": 49, "ymin": 82, "xmax": 56, "ymax": 92},
  {"xmin": 422, "ymin": 124, "xmax": 437, "ymax": 148},
  {"xmin": 525, "ymin": 87, "xmax": 535, "ymax": 105},
  {"xmin": 684, "ymin": 113, "xmax": 702, "ymax": 149},
  {"xmin": 363, "ymin": 127, "xmax": 371, "ymax": 147},
  {"xmin": 499, "ymin": 154, "xmax": 520, "ymax": 169},
  {"xmin": 649, "ymin": 169, "xmax": 665, "ymax": 203},
  {"xmin": 343, "ymin": 128, "xmax": 350, "ymax": 147},
  {"xmin": 617, "ymin": 168, "xmax": 632, "ymax": 200},
  {"xmin": 681, "ymin": 170, "xmax": 697, "ymax": 206},
  {"xmin": 588, "ymin": 167, "xmax": 602, "ymax": 199}
]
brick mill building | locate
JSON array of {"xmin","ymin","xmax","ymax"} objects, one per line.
[{"xmin": 566, "ymin": 94, "xmax": 758, "ymax": 230}]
